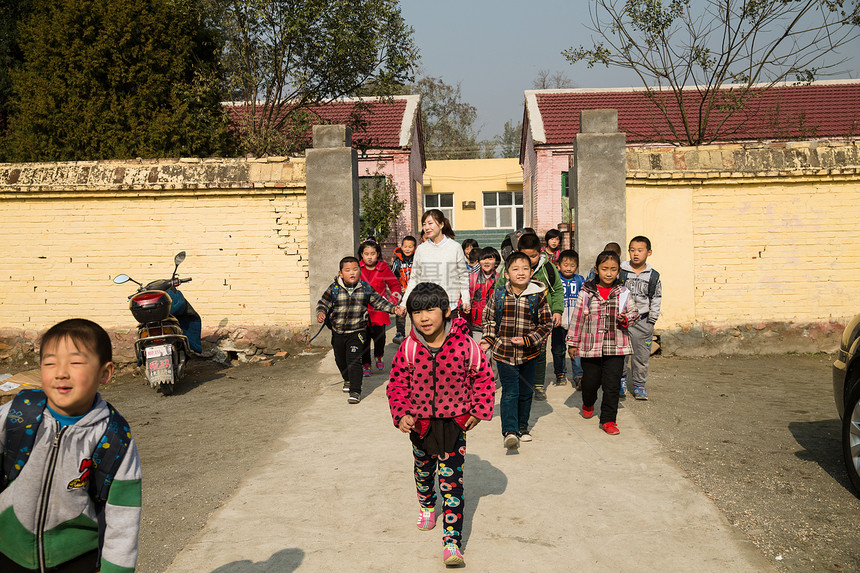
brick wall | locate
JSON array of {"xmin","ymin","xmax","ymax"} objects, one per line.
[
  {"xmin": 0, "ymin": 157, "xmax": 310, "ymax": 361},
  {"xmin": 625, "ymin": 140, "xmax": 860, "ymax": 354}
]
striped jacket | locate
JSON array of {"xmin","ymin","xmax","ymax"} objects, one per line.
[
  {"xmin": 480, "ymin": 280, "xmax": 552, "ymax": 365},
  {"xmin": 566, "ymin": 281, "xmax": 639, "ymax": 358},
  {"xmin": 316, "ymin": 277, "xmax": 396, "ymax": 334}
]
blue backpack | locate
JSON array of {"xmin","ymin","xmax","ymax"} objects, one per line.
[
  {"xmin": 1, "ymin": 389, "xmax": 131, "ymax": 511},
  {"xmin": 493, "ymin": 285, "xmax": 541, "ymax": 325}
]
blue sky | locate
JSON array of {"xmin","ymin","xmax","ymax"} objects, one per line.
[{"xmin": 399, "ymin": 0, "xmax": 860, "ymax": 141}]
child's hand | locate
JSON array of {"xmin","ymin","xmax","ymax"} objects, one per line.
[
  {"xmin": 317, "ymin": 312, "xmax": 325, "ymax": 324},
  {"xmin": 568, "ymin": 347, "xmax": 578, "ymax": 358},
  {"xmin": 464, "ymin": 416, "xmax": 480, "ymax": 431},
  {"xmin": 479, "ymin": 340, "xmax": 490, "ymax": 352},
  {"xmin": 616, "ymin": 316, "xmax": 629, "ymax": 328},
  {"xmin": 511, "ymin": 336, "xmax": 525, "ymax": 346},
  {"xmin": 398, "ymin": 415, "xmax": 415, "ymax": 433},
  {"xmin": 461, "ymin": 303, "xmax": 471, "ymax": 314},
  {"xmin": 552, "ymin": 312, "xmax": 562, "ymax": 327},
  {"xmin": 394, "ymin": 305, "xmax": 406, "ymax": 317}
]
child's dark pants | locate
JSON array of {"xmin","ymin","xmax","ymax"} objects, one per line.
[
  {"xmin": 551, "ymin": 325, "xmax": 583, "ymax": 378},
  {"xmin": 362, "ymin": 324, "xmax": 386, "ymax": 365},
  {"xmin": 411, "ymin": 430, "xmax": 466, "ymax": 548},
  {"xmin": 332, "ymin": 331, "xmax": 365, "ymax": 393},
  {"xmin": 580, "ymin": 355, "xmax": 625, "ymax": 424}
]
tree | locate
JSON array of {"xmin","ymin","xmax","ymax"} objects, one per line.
[
  {"xmin": 415, "ymin": 76, "xmax": 483, "ymax": 160},
  {"xmin": 532, "ymin": 69, "xmax": 574, "ymax": 89},
  {"xmin": 564, "ymin": 0, "xmax": 860, "ymax": 145},
  {"xmin": 213, "ymin": 0, "xmax": 419, "ymax": 156},
  {"xmin": 359, "ymin": 170, "xmax": 405, "ymax": 244},
  {"xmin": 495, "ymin": 120, "xmax": 523, "ymax": 158},
  {"xmin": 4, "ymin": 0, "xmax": 230, "ymax": 162},
  {"xmin": 0, "ymin": 0, "xmax": 31, "ymax": 147}
]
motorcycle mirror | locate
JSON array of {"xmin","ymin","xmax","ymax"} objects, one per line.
[
  {"xmin": 113, "ymin": 274, "xmax": 131, "ymax": 284},
  {"xmin": 174, "ymin": 251, "xmax": 186, "ymax": 266}
]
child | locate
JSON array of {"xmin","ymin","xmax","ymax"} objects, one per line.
[
  {"xmin": 567, "ymin": 251, "xmax": 639, "ymax": 435},
  {"xmin": 403, "ymin": 209, "xmax": 471, "ymax": 319},
  {"xmin": 316, "ymin": 256, "xmax": 405, "ymax": 404},
  {"xmin": 495, "ymin": 232, "xmax": 563, "ymax": 401},
  {"xmin": 386, "ymin": 282, "xmax": 495, "ymax": 567},
  {"xmin": 0, "ymin": 318, "xmax": 142, "ymax": 572},
  {"xmin": 619, "ymin": 236, "xmax": 662, "ymax": 401},
  {"xmin": 552, "ymin": 249, "xmax": 585, "ymax": 387},
  {"xmin": 358, "ymin": 239, "xmax": 402, "ymax": 375},
  {"xmin": 461, "ymin": 238, "xmax": 480, "ymax": 272},
  {"xmin": 468, "ymin": 247, "xmax": 501, "ymax": 343},
  {"xmin": 584, "ymin": 241, "xmax": 623, "ymax": 282},
  {"xmin": 481, "ymin": 252, "xmax": 552, "ymax": 449},
  {"xmin": 543, "ymin": 229, "xmax": 562, "ymax": 264},
  {"xmin": 390, "ymin": 235, "xmax": 417, "ymax": 345}
]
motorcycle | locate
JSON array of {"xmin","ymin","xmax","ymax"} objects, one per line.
[{"xmin": 113, "ymin": 252, "xmax": 202, "ymax": 395}]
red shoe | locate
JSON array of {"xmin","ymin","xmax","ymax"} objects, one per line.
[
  {"xmin": 599, "ymin": 422, "xmax": 620, "ymax": 435},
  {"xmin": 581, "ymin": 405, "xmax": 594, "ymax": 419}
]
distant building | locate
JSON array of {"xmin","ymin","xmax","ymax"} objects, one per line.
[{"xmin": 520, "ymin": 79, "xmax": 860, "ymax": 234}]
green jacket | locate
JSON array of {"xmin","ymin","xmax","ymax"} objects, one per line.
[{"xmin": 495, "ymin": 253, "xmax": 563, "ymax": 314}]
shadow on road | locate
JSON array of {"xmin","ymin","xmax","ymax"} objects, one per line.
[
  {"xmin": 209, "ymin": 547, "xmax": 304, "ymax": 573},
  {"xmin": 461, "ymin": 453, "xmax": 507, "ymax": 550},
  {"xmin": 788, "ymin": 418, "xmax": 856, "ymax": 495}
]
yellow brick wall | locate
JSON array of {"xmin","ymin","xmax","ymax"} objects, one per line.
[
  {"xmin": 0, "ymin": 159, "xmax": 309, "ymax": 333},
  {"xmin": 626, "ymin": 141, "xmax": 860, "ymax": 331}
]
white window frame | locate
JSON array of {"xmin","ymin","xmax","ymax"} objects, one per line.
[
  {"xmin": 423, "ymin": 193, "xmax": 455, "ymax": 227},
  {"xmin": 483, "ymin": 191, "xmax": 523, "ymax": 229}
]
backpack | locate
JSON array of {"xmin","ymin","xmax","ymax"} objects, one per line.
[
  {"xmin": 493, "ymin": 285, "xmax": 541, "ymax": 326},
  {"xmin": 1, "ymin": 389, "xmax": 131, "ymax": 511},
  {"xmin": 401, "ymin": 332, "xmax": 483, "ymax": 373},
  {"xmin": 323, "ymin": 280, "xmax": 375, "ymax": 330},
  {"xmin": 618, "ymin": 268, "xmax": 660, "ymax": 299}
]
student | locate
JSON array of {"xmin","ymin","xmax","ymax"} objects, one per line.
[
  {"xmin": 481, "ymin": 252, "xmax": 553, "ymax": 449},
  {"xmin": 317, "ymin": 256, "xmax": 405, "ymax": 404},
  {"xmin": 391, "ymin": 235, "xmax": 417, "ymax": 345},
  {"xmin": 0, "ymin": 318, "xmax": 142, "ymax": 572},
  {"xmin": 386, "ymin": 282, "xmax": 495, "ymax": 567},
  {"xmin": 358, "ymin": 239, "xmax": 402, "ymax": 375},
  {"xmin": 619, "ymin": 236, "xmax": 662, "ymax": 400},
  {"xmin": 584, "ymin": 241, "xmax": 623, "ymax": 282},
  {"xmin": 567, "ymin": 251, "xmax": 639, "ymax": 435},
  {"xmin": 543, "ymin": 229, "xmax": 562, "ymax": 264},
  {"xmin": 468, "ymin": 247, "xmax": 501, "ymax": 344},
  {"xmin": 462, "ymin": 238, "xmax": 480, "ymax": 272},
  {"xmin": 495, "ymin": 232, "xmax": 563, "ymax": 401},
  {"xmin": 552, "ymin": 249, "xmax": 585, "ymax": 387},
  {"xmin": 403, "ymin": 209, "xmax": 471, "ymax": 319}
]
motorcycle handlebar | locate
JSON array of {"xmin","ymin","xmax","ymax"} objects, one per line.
[{"xmin": 178, "ymin": 277, "xmax": 192, "ymax": 284}]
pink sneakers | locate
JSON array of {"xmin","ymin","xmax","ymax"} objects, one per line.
[
  {"xmin": 416, "ymin": 507, "xmax": 436, "ymax": 530},
  {"xmin": 443, "ymin": 542, "xmax": 464, "ymax": 566},
  {"xmin": 376, "ymin": 358, "xmax": 385, "ymax": 370}
]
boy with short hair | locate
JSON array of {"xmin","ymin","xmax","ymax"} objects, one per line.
[
  {"xmin": 552, "ymin": 249, "xmax": 585, "ymax": 387},
  {"xmin": 620, "ymin": 236, "xmax": 662, "ymax": 400},
  {"xmin": 495, "ymin": 232, "xmax": 563, "ymax": 401},
  {"xmin": 0, "ymin": 318, "xmax": 142, "ymax": 572},
  {"xmin": 391, "ymin": 236, "xmax": 417, "ymax": 345},
  {"xmin": 481, "ymin": 252, "xmax": 553, "ymax": 449},
  {"xmin": 317, "ymin": 256, "xmax": 406, "ymax": 404}
]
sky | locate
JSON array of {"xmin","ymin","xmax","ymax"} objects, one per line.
[{"xmin": 399, "ymin": 0, "xmax": 860, "ymax": 142}]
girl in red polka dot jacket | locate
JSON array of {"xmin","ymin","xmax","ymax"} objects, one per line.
[{"xmin": 386, "ymin": 282, "xmax": 495, "ymax": 567}]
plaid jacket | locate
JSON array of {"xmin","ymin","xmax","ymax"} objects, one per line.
[
  {"xmin": 316, "ymin": 277, "xmax": 396, "ymax": 334},
  {"xmin": 481, "ymin": 280, "xmax": 552, "ymax": 365},
  {"xmin": 565, "ymin": 281, "xmax": 639, "ymax": 358}
]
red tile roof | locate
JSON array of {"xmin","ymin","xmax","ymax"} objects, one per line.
[
  {"xmin": 226, "ymin": 96, "xmax": 419, "ymax": 149},
  {"xmin": 529, "ymin": 81, "xmax": 860, "ymax": 145}
]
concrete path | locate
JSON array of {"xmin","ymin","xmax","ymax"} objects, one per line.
[{"xmin": 166, "ymin": 351, "xmax": 775, "ymax": 572}]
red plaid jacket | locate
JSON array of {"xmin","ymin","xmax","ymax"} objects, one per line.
[
  {"xmin": 566, "ymin": 281, "xmax": 639, "ymax": 358},
  {"xmin": 480, "ymin": 281, "xmax": 552, "ymax": 365}
]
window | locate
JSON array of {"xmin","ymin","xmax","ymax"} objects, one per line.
[
  {"xmin": 561, "ymin": 172, "xmax": 570, "ymax": 224},
  {"xmin": 483, "ymin": 191, "xmax": 523, "ymax": 229},
  {"xmin": 424, "ymin": 193, "xmax": 454, "ymax": 226}
]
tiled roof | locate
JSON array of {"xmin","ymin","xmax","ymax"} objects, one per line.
[
  {"xmin": 226, "ymin": 95, "xmax": 419, "ymax": 149},
  {"xmin": 527, "ymin": 80, "xmax": 860, "ymax": 145}
]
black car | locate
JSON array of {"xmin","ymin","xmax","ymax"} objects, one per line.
[{"xmin": 833, "ymin": 313, "xmax": 860, "ymax": 493}]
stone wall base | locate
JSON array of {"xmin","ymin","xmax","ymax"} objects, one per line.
[
  {"xmin": 659, "ymin": 321, "xmax": 844, "ymax": 357},
  {"xmin": 0, "ymin": 325, "xmax": 313, "ymax": 366}
]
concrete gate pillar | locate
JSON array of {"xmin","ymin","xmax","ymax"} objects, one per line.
[
  {"xmin": 572, "ymin": 110, "xmax": 627, "ymax": 272},
  {"xmin": 306, "ymin": 125, "xmax": 359, "ymax": 343}
]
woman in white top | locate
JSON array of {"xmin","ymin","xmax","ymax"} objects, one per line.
[{"xmin": 402, "ymin": 209, "xmax": 471, "ymax": 317}]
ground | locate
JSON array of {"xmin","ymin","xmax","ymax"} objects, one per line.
[{"xmin": 5, "ymin": 350, "xmax": 859, "ymax": 571}]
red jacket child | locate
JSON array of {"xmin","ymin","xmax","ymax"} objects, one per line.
[
  {"xmin": 360, "ymin": 260, "xmax": 402, "ymax": 327},
  {"xmin": 387, "ymin": 317, "xmax": 495, "ymax": 433}
]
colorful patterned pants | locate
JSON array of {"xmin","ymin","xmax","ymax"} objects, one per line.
[{"xmin": 410, "ymin": 431, "xmax": 466, "ymax": 547}]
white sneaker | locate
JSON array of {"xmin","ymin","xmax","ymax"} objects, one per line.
[
  {"xmin": 518, "ymin": 429, "xmax": 532, "ymax": 442},
  {"xmin": 504, "ymin": 433, "xmax": 520, "ymax": 450}
]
